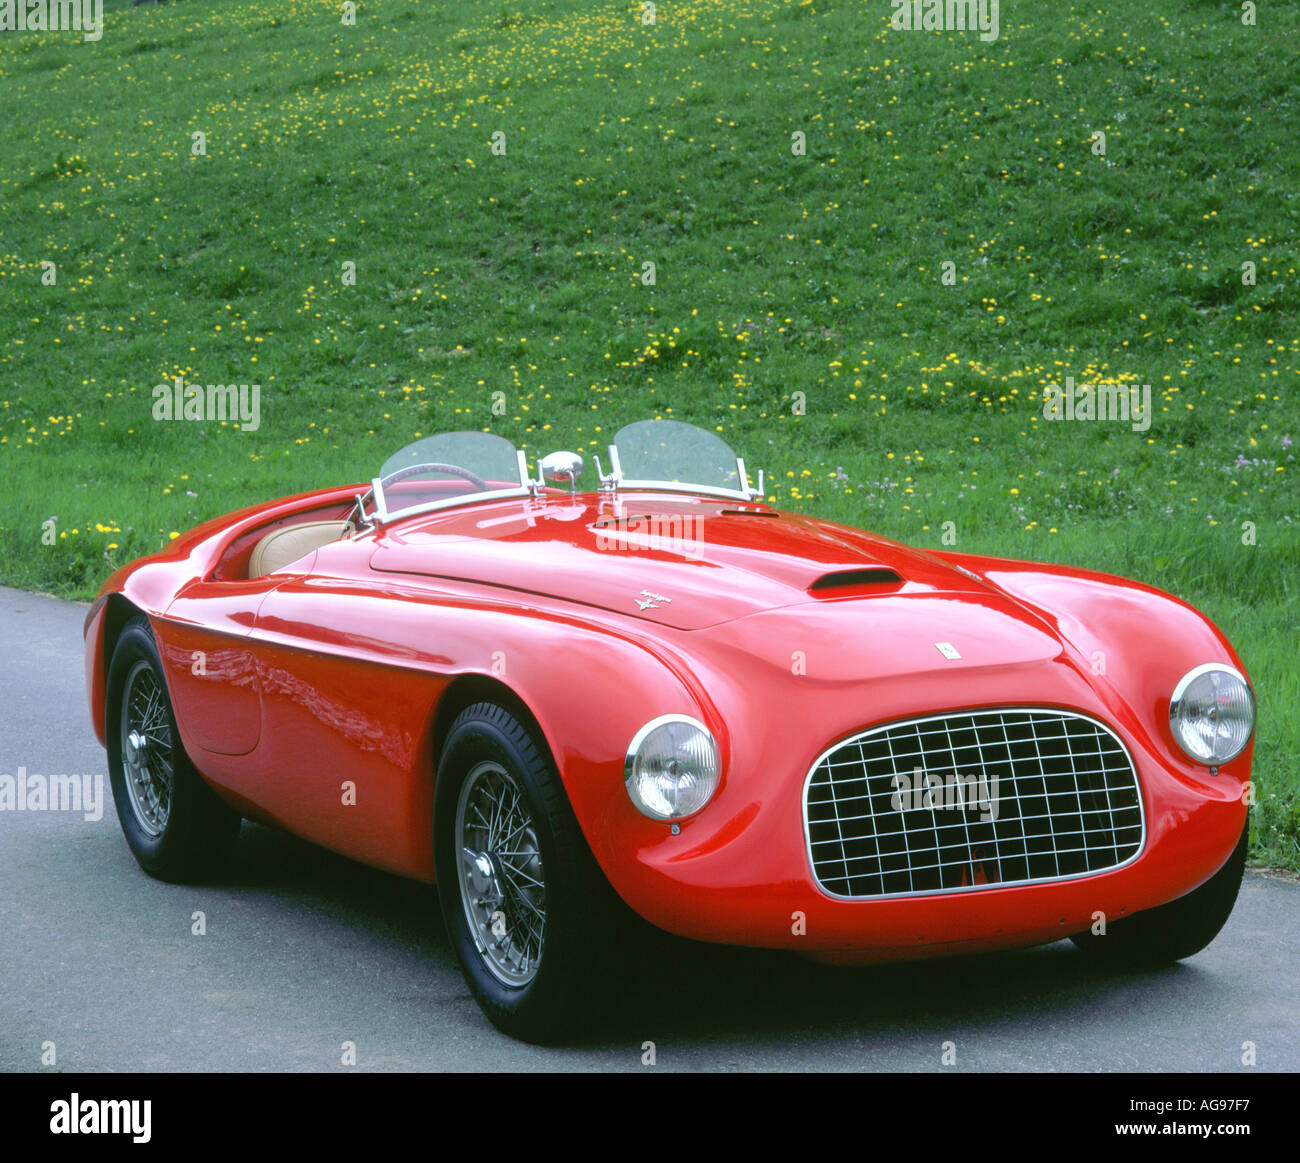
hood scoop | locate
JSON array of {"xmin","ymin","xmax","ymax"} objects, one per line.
[{"xmin": 809, "ymin": 567, "xmax": 903, "ymax": 594}]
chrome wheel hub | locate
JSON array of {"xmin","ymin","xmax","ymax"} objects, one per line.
[
  {"xmin": 454, "ymin": 761, "xmax": 546, "ymax": 987},
  {"xmin": 125, "ymin": 730, "xmax": 146, "ymax": 764},
  {"xmin": 119, "ymin": 660, "xmax": 174, "ymax": 838},
  {"xmin": 462, "ymin": 848, "xmax": 505, "ymax": 907}
]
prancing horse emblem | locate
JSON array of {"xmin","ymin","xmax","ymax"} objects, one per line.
[{"xmin": 636, "ymin": 589, "xmax": 672, "ymax": 611}]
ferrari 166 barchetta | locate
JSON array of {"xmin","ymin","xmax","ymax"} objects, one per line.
[{"xmin": 84, "ymin": 420, "xmax": 1256, "ymax": 1041}]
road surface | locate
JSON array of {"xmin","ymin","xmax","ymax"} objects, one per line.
[{"xmin": 2, "ymin": 586, "xmax": 1296, "ymax": 1072}]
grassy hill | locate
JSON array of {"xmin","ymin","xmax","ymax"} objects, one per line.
[{"xmin": 0, "ymin": 0, "xmax": 1296, "ymax": 863}]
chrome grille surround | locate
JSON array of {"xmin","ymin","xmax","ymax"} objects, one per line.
[{"xmin": 803, "ymin": 708, "xmax": 1145, "ymax": 900}]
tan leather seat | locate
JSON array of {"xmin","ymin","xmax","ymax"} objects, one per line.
[{"xmin": 248, "ymin": 520, "xmax": 353, "ymax": 578}]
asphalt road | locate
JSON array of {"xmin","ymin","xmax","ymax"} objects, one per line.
[{"xmin": 2, "ymin": 585, "xmax": 1297, "ymax": 1073}]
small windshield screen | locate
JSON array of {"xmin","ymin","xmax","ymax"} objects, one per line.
[
  {"xmin": 613, "ymin": 420, "xmax": 745, "ymax": 493},
  {"xmin": 376, "ymin": 432, "xmax": 524, "ymax": 515}
]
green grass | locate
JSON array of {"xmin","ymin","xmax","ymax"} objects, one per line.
[{"xmin": 0, "ymin": 0, "xmax": 1296, "ymax": 864}]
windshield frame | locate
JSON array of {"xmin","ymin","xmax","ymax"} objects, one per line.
[
  {"xmin": 605, "ymin": 422, "xmax": 764, "ymax": 502},
  {"xmin": 356, "ymin": 435, "xmax": 533, "ymax": 528}
]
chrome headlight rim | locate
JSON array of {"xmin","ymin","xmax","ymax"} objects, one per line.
[
  {"xmin": 1169, "ymin": 662, "xmax": 1256, "ymax": 766},
  {"xmin": 624, "ymin": 713, "xmax": 720, "ymax": 821}
]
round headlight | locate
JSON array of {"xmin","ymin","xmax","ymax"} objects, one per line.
[
  {"xmin": 1169, "ymin": 664, "xmax": 1256, "ymax": 765},
  {"xmin": 625, "ymin": 714, "xmax": 720, "ymax": 820}
]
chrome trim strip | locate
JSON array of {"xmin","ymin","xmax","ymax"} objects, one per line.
[
  {"xmin": 369, "ymin": 484, "xmax": 534, "ymax": 527},
  {"xmin": 613, "ymin": 479, "xmax": 758, "ymax": 501}
]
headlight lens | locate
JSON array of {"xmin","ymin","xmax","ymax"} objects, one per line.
[
  {"xmin": 625, "ymin": 715, "xmax": 720, "ymax": 820},
  {"xmin": 1169, "ymin": 664, "xmax": 1255, "ymax": 765}
]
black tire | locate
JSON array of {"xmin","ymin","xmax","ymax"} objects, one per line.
[
  {"xmin": 1070, "ymin": 820, "xmax": 1248, "ymax": 965},
  {"xmin": 106, "ymin": 615, "xmax": 240, "ymax": 882},
  {"xmin": 434, "ymin": 701, "xmax": 628, "ymax": 1043}
]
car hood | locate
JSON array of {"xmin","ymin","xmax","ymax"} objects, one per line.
[{"xmin": 366, "ymin": 497, "xmax": 1061, "ymax": 662}]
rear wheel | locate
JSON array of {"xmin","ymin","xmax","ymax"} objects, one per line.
[
  {"xmin": 1070, "ymin": 821, "xmax": 1248, "ymax": 965},
  {"xmin": 434, "ymin": 701, "xmax": 627, "ymax": 1043},
  {"xmin": 106, "ymin": 616, "xmax": 240, "ymax": 881}
]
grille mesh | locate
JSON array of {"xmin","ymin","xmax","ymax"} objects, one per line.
[{"xmin": 804, "ymin": 709, "xmax": 1143, "ymax": 899}]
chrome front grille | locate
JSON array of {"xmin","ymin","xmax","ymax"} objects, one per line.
[{"xmin": 803, "ymin": 708, "xmax": 1144, "ymax": 899}]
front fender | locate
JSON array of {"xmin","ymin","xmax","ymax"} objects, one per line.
[{"xmin": 938, "ymin": 550, "xmax": 1255, "ymax": 789}]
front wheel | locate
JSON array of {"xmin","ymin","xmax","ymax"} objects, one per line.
[
  {"xmin": 106, "ymin": 615, "xmax": 241, "ymax": 881},
  {"xmin": 434, "ymin": 702, "xmax": 627, "ymax": 1043},
  {"xmin": 1070, "ymin": 820, "xmax": 1248, "ymax": 965}
]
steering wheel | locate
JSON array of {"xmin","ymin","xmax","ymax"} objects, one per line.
[{"xmin": 381, "ymin": 462, "xmax": 492, "ymax": 491}]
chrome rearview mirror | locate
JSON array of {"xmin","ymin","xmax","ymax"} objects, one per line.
[{"xmin": 540, "ymin": 451, "xmax": 585, "ymax": 493}]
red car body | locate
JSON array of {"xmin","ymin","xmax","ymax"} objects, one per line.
[{"xmin": 83, "ymin": 472, "xmax": 1252, "ymax": 968}]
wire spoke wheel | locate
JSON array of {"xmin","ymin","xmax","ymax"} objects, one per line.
[
  {"xmin": 455, "ymin": 760, "xmax": 546, "ymax": 987},
  {"xmin": 119, "ymin": 659, "xmax": 174, "ymax": 837},
  {"xmin": 105, "ymin": 615, "xmax": 240, "ymax": 882},
  {"xmin": 436, "ymin": 701, "xmax": 630, "ymax": 1040}
]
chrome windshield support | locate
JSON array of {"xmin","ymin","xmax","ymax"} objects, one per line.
[
  {"xmin": 349, "ymin": 489, "xmax": 377, "ymax": 532},
  {"xmin": 369, "ymin": 476, "xmax": 390, "ymax": 523},
  {"xmin": 520, "ymin": 449, "xmax": 541, "ymax": 497},
  {"xmin": 592, "ymin": 454, "xmax": 619, "ymax": 493}
]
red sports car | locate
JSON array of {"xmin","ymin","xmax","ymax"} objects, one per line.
[{"xmin": 84, "ymin": 420, "xmax": 1256, "ymax": 1041}]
